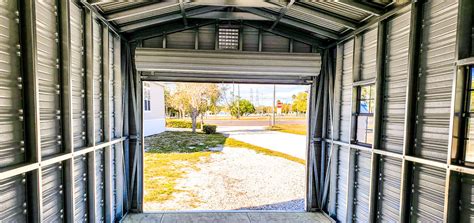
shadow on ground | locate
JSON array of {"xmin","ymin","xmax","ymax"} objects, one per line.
[{"xmin": 234, "ymin": 199, "xmax": 305, "ymax": 211}]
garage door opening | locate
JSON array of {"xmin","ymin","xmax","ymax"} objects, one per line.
[{"xmin": 142, "ymin": 81, "xmax": 310, "ymax": 212}]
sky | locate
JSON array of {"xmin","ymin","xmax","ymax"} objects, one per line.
[{"xmin": 163, "ymin": 83, "xmax": 309, "ymax": 106}]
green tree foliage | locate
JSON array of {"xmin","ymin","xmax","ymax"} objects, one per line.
[
  {"xmin": 292, "ymin": 91, "xmax": 308, "ymax": 113},
  {"xmin": 229, "ymin": 99, "xmax": 256, "ymax": 118}
]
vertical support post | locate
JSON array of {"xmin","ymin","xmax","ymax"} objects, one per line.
[
  {"xmin": 59, "ymin": 0, "xmax": 74, "ymax": 221},
  {"xmin": 272, "ymin": 85, "xmax": 276, "ymax": 126},
  {"xmin": 194, "ymin": 27, "xmax": 199, "ymax": 50},
  {"xmin": 84, "ymin": 8, "xmax": 97, "ymax": 223},
  {"xmin": 102, "ymin": 26, "xmax": 113, "ymax": 222},
  {"xmin": 258, "ymin": 28, "xmax": 263, "ymax": 52},
  {"xmin": 345, "ymin": 35, "xmax": 359, "ymax": 223},
  {"xmin": 289, "ymin": 38, "xmax": 294, "ymax": 53},
  {"xmin": 239, "ymin": 25, "xmax": 243, "ymax": 51},
  {"xmin": 162, "ymin": 34, "xmax": 167, "ymax": 49},
  {"xmin": 369, "ymin": 20, "xmax": 387, "ymax": 222},
  {"xmin": 400, "ymin": 1, "xmax": 423, "ymax": 222},
  {"xmin": 214, "ymin": 23, "xmax": 219, "ymax": 50},
  {"xmin": 20, "ymin": 0, "xmax": 42, "ymax": 221},
  {"xmin": 138, "ymin": 71, "xmax": 144, "ymax": 212}
]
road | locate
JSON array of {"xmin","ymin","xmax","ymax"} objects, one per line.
[
  {"xmin": 218, "ymin": 126, "xmax": 307, "ymax": 160},
  {"xmin": 205, "ymin": 119, "xmax": 306, "ymax": 126}
]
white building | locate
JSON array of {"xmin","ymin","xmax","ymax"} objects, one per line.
[{"xmin": 143, "ymin": 82, "xmax": 166, "ymax": 136}]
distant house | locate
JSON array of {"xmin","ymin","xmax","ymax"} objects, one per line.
[{"xmin": 143, "ymin": 82, "xmax": 166, "ymax": 136}]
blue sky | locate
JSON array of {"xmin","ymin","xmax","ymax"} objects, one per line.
[{"xmin": 163, "ymin": 83, "xmax": 309, "ymax": 106}]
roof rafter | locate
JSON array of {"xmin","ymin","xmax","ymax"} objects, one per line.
[
  {"xmin": 127, "ymin": 19, "xmax": 216, "ymax": 42},
  {"xmin": 120, "ymin": 6, "xmax": 224, "ymax": 32},
  {"xmin": 270, "ymin": 0, "xmax": 295, "ymax": 30},
  {"xmin": 337, "ymin": 0, "xmax": 384, "ymax": 16},
  {"xmin": 106, "ymin": 2, "xmax": 180, "ymax": 22}
]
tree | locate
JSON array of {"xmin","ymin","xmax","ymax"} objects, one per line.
[
  {"xmin": 229, "ymin": 99, "xmax": 255, "ymax": 118},
  {"xmin": 170, "ymin": 83, "xmax": 221, "ymax": 133},
  {"xmin": 292, "ymin": 91, "xmax": 308, "ymax": 113}
]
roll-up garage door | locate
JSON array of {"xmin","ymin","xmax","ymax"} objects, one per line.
[
  {"xmin": 381, "ymin": 10, "xmax": 411, "ymax": 155},
  {"xmin": 37, "ymin": 0, "xmax": 62, "ymax": 158},
  {"xmin": 70, "ymin": 1, "xmax": 86, "ymax": 149},
  {"xmin": 135, "ymin": 48, "xmax": 321, "ymax": 84},
  {"xmin": 0, "ymin": 0, "xmax": 25, "ymax": 168}
]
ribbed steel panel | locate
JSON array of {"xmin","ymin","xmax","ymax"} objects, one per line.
[
  {"xmin": 135, "ymin": 48, "xmax": 322, "ymax": 78},
  {"xmin": 93, "ymin": 20, "xmax": 104, "ymax": 143},
  {"xmin": 242, "ymin": 26, "xmax": 258, "ymax": 52},
  {"xmin": 352, "ymin": 151, "xmax": 371, "ymax": 222},
  {"xmin": 359, "ymin": 27, "xmax": 377, "ymax": 81},
  {"xmin": 111, "ymin": 145, "xmax": 117, "ymax": 222},
  {"xmin": 71, "ymin": 1, "xmax": 87, "ymax": 149},
  {"xmin": 0, "ymin": 175, "xmax": 27, "ymax": 222},
  {"xmin": 143, "ymin": 36, "xmax": 163, "ymax": 48},
  {"xmin": 113, "ymin": 36, "xmax": 122, "ymax": 139},
  {"xmin": 293, "ymin": 40, "xmax": 311, "ymax": 53},
  {"xmin": 74, "ymin": 155, "xmax": 88, "ymax": 222},
  {"xmin": 410, "ymin": 164, "xmax": 446, "ymax": 222},
  {"xmin": 37, "ymin": 0, "xmax": 62, "ymax": 157},
  {"xmin": 340, "ymin": 40, "xmax": 353, "ymax": 142},
  {"xmin": 381, "ymin": 10, "xmax": 411, "ymax": 154},
  {"xmin": 336, "ymin": 146, "xmax": 349, "ymax": 221},
  {"xmin": 96, "ymin": 2, "xmax": 151, "ymax": 14},
  {"xmin": 95, "ymin": 149, "xmax": 105, "ymax": 223},
  {"xmin": 109, "ymin": 33, "xmax": 116, "ymax": 138},
  {"xmin": 198, "ymin": 25, "xmax": 215, "ymax": 50},
  {"xmin": 113, "ymin": 2, "xmax": 181, "ymax": 25},
  {"xmin": 113, "ymin": 143, "xmax": 124, "ymax": 219},
  {"xmin": 415, "ymin": 0, "xmax": 458, "ymax": 162},
  {"xmin": 262, "ymin": 32, "xmax": 289, "ymax": 52},
  {"xmin": 266, "ymin": 5, "xmax": 347, "ymax": 33},
  {"xmin": 376, "ymin": 156, "xmax": 402, "ymax": 222},
  {"xmin": 303, "ymin": 2, "xmax": 371, "ymax": 22},
  {"xmin": 167, "ymin": 30, "xmax": 195, "ymax": 49},
  {"xmin": 0, "ymin": 0, "xmax": 25, "ymax": 168},
  {"xmin": 460, "ymin": 173, "xmax": 474, "ymax": 222},
  {"xmin": 42, "ymin": 163, "xmax": 65, "ymax": 222}
]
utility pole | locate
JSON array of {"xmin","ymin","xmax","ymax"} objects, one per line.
[{"xmin": 272, "ymin": 84, "xmax": 276, "ymax": 126}]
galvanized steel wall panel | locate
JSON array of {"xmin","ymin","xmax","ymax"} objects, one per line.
[
  {"xmin": 198, "ymin": 25, "xmax": 215, "ymax": 50},
  {"xmin": 381, "ymin": 11, "xmax": 411, "ymax": 154},
  {"xmin": 109, "ymin": 32, "xmax": 116, "ymax": 138},
  {"xmin": 410, "ymin": 164, "xmax": 446, "ymax": 222},
  {"xmin": 70, "ymin": 2, "xmax": 87, "ymax": 149},
  {"xmin": 111, "ymin": 145, "xmax": 117, "ymax": 221},
  {"xmin": 242, "ymin": 26, "xmax": 259, "ymax": 51},
  {"xmin": 359, "ymin": 27, "xmax": 378, "ymax": 81},
  {"xmin": 37, "ymin": 0, "xmax": 62, "ymax": 157},
  {"xmin": 42, "ymin": 163, "xmax": 65, "ymax": 222},
  {"xmin": 336, "ymin": 146, "xmax": 349, "ymax": 221},
  {"xmin": 352, "ymin": 151, "xmax": 371, "ymax": 222},
  {"xmin": 293, "ymin": 41, "xmax": 311, "ymax": 53},
  {"xmin": 0, "ymin": 175, "xmax": 27, "ymax": 222},
  {"xmin": 113, "ymin": 36, "xmax": 122, "ymax": 139},
  {"xmin": 74, "ymin": 155, "xmax": 88, "ymax": 222},
  {"xmin": 135, "ymin": 48, "xmax": 322, "ymax": 77},
  {"xmin": 460, "ymin": 173, "xmax": 474, "ymax": 222},
  {"xmin": 93, "ymin": 20, "xmax": 104, "ymax": 143},
  {"xmin": 340, "ymin": 40, "xmax": 353, "ymax": 142},
  {"xmin": 142, "ymin": 36, "xmax": 163, "ymax": 48},
  {"xmin": 0, "ymin": 0, "xmax": 25, "ymax": 168},
  {"xmin": 95, "ymin": 149, "xmax": 105, "ymax": 223},
  {"xmin": 376, "ymin": 156, "xmax": 402, "ymax": 222},
  {"xmin": 167, "ymin": 30, "xmax": 195, "ymax": 49},
  {"xmin": 415, "ymin": 0, "xmax": 458, "ymax": 162},
  {"xmin": 262, "ymin": 32, "xmax": 289, "ymax": 52}
]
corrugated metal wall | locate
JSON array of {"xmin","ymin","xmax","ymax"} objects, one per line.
[
  {"xmin": 326, "ymin": 0, "xmax": 474, "ymax": 222},
  {"xmin": 0, "ymin": 0, "xmax": 127, "ymax": 222},
  {"xmin": 0, "ymin": 0, "xmax": 25, "ymax": 168},
  {"xmin": 141, "ymin": 24, "xmax": 313, "ymax": 53}
]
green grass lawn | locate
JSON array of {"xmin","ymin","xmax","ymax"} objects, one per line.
[
  {"xmin": 144, "ymin": 131, "xmax": 305, "ymax": 204},
  {"xmin": 267, "ymin": 124, "xmax": 307, "ymax": 135}
]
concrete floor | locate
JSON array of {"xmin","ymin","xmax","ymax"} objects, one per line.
[{"xmin": 123, "ymin": 212, "xmax": 334, "ymax": 223}]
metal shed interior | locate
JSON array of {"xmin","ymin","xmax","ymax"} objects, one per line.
[{"xmin": 1, "ymin": 0, "xmax": 474, "ymax": 222}]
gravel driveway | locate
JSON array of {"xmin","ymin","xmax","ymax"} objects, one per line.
[{"xmin": 144, "ymin": 146, "xmax": 305, "ymax": 211}]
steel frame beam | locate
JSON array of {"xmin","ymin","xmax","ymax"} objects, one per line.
[
  {"xmin": 126, "ymin": 19, "xmax": 216, "ymax": 42},
  {"xmin": 270, "ymin": 0, "xmax": 295, "ymax": 30},
  {"xmin": 241, "ymin": 8, "xmax": 340, "ymax": 40},
  {"xmin": 119, "ymin": 6, "xmax": 223, "ymax": 32},
  {"xmin": 106, "ymin": 2, "xmax": 180, "ymax": 22},
  {"xmin": 179, "ymin": 0, "xmax": 188, "ymax": 26},
  {"xmin": 189, "ymin": 11, "xmax": 270, "ymax": 20}
]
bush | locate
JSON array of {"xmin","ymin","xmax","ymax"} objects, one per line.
[
  {"xmin": 166, "ymin": 120, "xmax": 201, "ymax": 129},
  {"xmin": 202, "ymin": 125, "xmax": 217, "ymax": 134}
]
